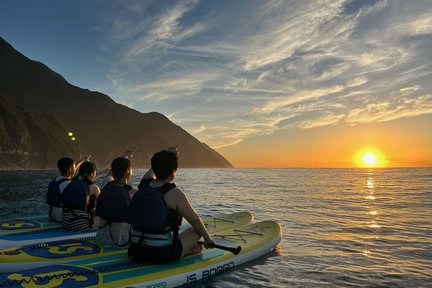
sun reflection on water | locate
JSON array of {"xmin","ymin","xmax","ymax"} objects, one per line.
[
  {"xmin": 365, "ymin": 170, "xmax": 375, "ymax": 201},
  {"xmin": 367, "ymin": 178, "xmax": 374, "ymax": 189},
  {"xmin": 367, "ymin": 221, "xmax": 381, "ymax": 229},
  {"xmin": 364, "ymin": 170, "xmax": 381, "ymax": 250}
]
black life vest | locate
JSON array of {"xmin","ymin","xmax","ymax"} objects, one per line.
[
  {"xmin": 46, "ymin": 177, "xmax": 69, "ymax": 207},
  {"xmin": 60, "ymin": 177, "xmax": 89, "ymax": 211},
  {"xmin": 96, "ymin": 181, "xmax": 131, "ymax": 222},
  {"xmin": 128, "ymin": 179, "xmax": 181, "ymax": 235}
]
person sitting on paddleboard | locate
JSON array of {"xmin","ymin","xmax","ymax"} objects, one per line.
[
  {"xmin": 95, "ymin": 147, "xmax": 137, "ymax": 189},
  {"xmin": 46, "ymin": 155, "xmax": 90, "ymax": 222},
  {"xmin": 96, "ymin": 157, "xmax": 137, "ymax": 247},
  {"xmin": 128, "ymin": 146, "xmax": 215, "ymax": 264},
  {"xmin": 60, "ymin": 161, "xmax": 100, "ymax": 231}
]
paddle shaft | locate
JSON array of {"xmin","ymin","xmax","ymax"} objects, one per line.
[{"xmin": 198, "ymin": 241, "xmax": 242, "ymax": 255}]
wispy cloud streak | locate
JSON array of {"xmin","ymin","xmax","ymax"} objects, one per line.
[{"xmin": 100, "ymin": 0, "xmax": 432, "ymax": 148}]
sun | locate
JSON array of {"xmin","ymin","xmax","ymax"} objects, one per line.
[
  {"xmin": 362, "ymin": 152, "xmax": 377, "ymax": 166},
  {"xmin": 355, "ymin": 148, "xmax": 386, "ymax": 168}
]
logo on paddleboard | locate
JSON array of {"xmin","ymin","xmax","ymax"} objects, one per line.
[
  {"xmin": 0, "ymin": 220, "xmax": 41, "ymax": 230},
  {"xmin": 23, "ymin": 241, "xmax": 101, "ymax": 258},
  {"xmin": 2, "ymin": 264, "xmax": 99, "ymax": 287}
]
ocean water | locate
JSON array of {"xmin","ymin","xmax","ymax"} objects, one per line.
[{"xmin": 0, "ymin": 168, "xmax": 431, "ymax": 287}]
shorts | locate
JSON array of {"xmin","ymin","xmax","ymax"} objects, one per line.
[
  {"xmin": 61, "ymin": 209, "xmax": 91, "ymax": 231},
  {"xmin": 128, "ymin": 237, "xmax": 183, "ymax": 264}
]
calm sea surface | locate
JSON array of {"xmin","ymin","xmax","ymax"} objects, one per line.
[{"xmin": 0, "ymin": 168, "xmax": 431, "ymax": 287}]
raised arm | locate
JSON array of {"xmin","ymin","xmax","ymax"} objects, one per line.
[
  {"xmin": 140, "ymin": 168, "xmax": 156, "ymax": 181},
  {"xmin": 76, "ymin": 154, "xmax": 91, "ymax": 169},
  {"xmin": 139, "ymin": 145, "xmax": 180, "ymax": 183},
  {"xmin": 122, "ymin": 146, "xmax": 137, "ymax": 159},
  {"xmin": 97, "ymin": 147, "xmax": 138, "ymax": 179}
]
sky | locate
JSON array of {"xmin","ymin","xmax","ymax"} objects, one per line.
[{"xmin": 1, "ymin": 0, "xmax": 432, "ymax": 168}]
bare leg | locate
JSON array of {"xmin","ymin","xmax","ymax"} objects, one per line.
[{"xmin": 177, "ymin": 227, "xmax": 201, "ymax": 257}]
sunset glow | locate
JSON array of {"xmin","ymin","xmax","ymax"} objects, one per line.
[
  {"xmin": 355, "ymin": 148, "xmax": 386, "ymax": 168},
  {"xmin": 1, "ymin": 1, "xmax": 431, "ymax": 168}
]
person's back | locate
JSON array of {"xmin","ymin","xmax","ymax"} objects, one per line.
[
  {"xmin": 128, "ymin": 178, "xmax": 183, "ymax": 264},
  {"xmin": 46, "ymin": 157, "xmax": 75, "ymax": 222},
  {"xmin": 61, "ymin": 161, "xmax": 99, "ymax": 231},
  {"xmin": 96, "ymin": 157, "xmax": 136, "ymax": 247},
  {"xmin": 128, "ymin": 148, "xmax": 215, "ymax": 264}
]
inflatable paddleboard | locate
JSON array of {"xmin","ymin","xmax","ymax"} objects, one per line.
[
  {"xmin": 0, "ymin": 211, "xmax": 253, "ymax": 273},
  {"xmin": 0, "ymin": 227, "xmax": 96, "ymax": 250},
  {"xmin": 0, "ymin": 215, "xmax": 60, "ymax": 235},
  {"xmin": 0, "ymin": 220, "xmax": 281, "ymax": 288}
]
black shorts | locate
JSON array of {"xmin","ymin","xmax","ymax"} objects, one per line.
[{"xmin": 128, "ymin": 237, "xmax": 183, "ymax": 264}]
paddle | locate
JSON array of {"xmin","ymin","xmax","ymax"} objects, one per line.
[{"xmin": 198, "ymin": 241, "xmax": 242, "ymax": 255}]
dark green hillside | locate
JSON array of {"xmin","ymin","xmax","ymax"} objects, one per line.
[
  {"xmin": 0, "ymin": 94, "xmax": 83, "ymax": 168},
  {"xmin": 0, "ymin": 37, "xmax": 232, "ymax": 169}
]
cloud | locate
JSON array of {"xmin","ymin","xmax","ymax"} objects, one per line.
[
  {"xmin": 408, "ymin": 13, "xmax": 432, "ymax": 35},
  {"xmin": 125, "ymin": 0, "xmax": 202, "ymax": 59},
  {"xmin": 238, "ymin": 1, "xmax": 347, "ymax": 70},
  {"xmin": 113, "ymin": 69, "xmax": 218, "ymax": 103},
  {"xmin": 99, "ymin": 1, "xmax": 432, "ymax": 148},
  {"xmin": 345, "ymin": 94, "xmax": 432, "ymax": 124},
  {"xmin": 254, "ymin": 85, "xmax": 345, "ymax": 114},
  {"xmin": 398, "ymin": 85, "xmax": 421, "ymax": 95},
  {"xmin": 390, "ymin": 11, "xmax": 432, "ymax": 38},
  {"xmin": 317, "ymin": 62, "xmax": 351, "ymax": 81},
  {"xmin": 253, "ymin": 75, "xmax": 369, "ymax": 115},
  {"xmin": 193, "ymin": 115, "xmax": 287, "ymax": 148},
  {"xmin": 298, "ymin": 113, "xmax": 346, "ymax": 129}
]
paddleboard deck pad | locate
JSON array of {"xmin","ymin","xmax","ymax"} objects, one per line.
[
  {"xmin": 0, "ymin": 227, "xmax": 96, "ymax": 250},
  {"xmin": 0, "ymin": 211, "xmax": 253, "ymax": 272},
  {"xmin": 0, "ymin": 215, "xmax": 60, "ymax": 235},
  {"xmin": 0, "ymin": 220, "xmax": 281, "ymax": 288}
]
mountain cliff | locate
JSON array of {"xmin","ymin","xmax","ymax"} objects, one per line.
[{"xmin": 0, "ymin": 37, "xmax": 233, "ymax": 169}]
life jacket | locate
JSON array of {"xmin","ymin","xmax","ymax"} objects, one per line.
[
  {"xmin": 60, "ymin": 176, "xmax": 89, "ymax": 211},
  {"xmin": 128, "ymin": 179, "xmax": 181, "ymax": 236},
  {"xmin": 46, "ymin": 177, "xmax": 69, "ymax": 207},
  {"xmin": 96, "ymin": 181, "xmax": 131, "ymax": 222}
]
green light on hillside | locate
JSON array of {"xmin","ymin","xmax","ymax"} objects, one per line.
[
  {"xmin": 68, "ymin": 132, "xmax": 74, "ymax": 137},
  {"xmin": 71, "ymin": 136, "xmax": 77, "ymax": 141}
]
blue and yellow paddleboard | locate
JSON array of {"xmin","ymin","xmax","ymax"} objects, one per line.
[
  {"xmin": 0, "ymin": 220, "xmax": 281, "ymax": 288},
  {"xmin": 0, "ymin": 227, "xmax": 97, "ymax": 250},
  {"xmin": 0, "ymin": 215, "xmax": 61, "ymax": 236},
  {"xmin": 0, "ymin": 211, "xmax": 253, "ymax": 273}
]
